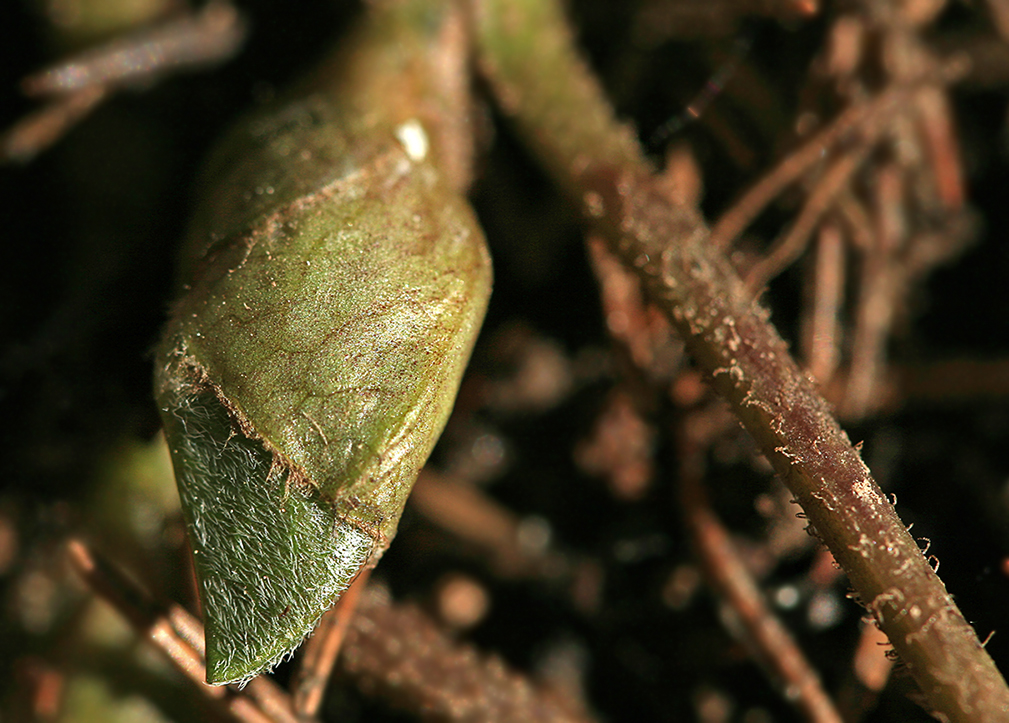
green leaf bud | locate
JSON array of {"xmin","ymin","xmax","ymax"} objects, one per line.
[{"xmin": 154, "ymin": 0, "xmax": 491, "ymax": 685}]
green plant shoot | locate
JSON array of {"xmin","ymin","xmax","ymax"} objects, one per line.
[{"xmin": 154, "ymin": 0, "xmax": 491, "ymax": 685}]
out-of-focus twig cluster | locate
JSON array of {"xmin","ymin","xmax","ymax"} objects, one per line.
[{"xmin": 708, "ymin": 0, "xmax": 976, "ymax": 420}]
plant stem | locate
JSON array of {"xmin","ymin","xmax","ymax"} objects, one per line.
[{"xmin": 472, "ymin": 0, "xmax": 1009, "ymax": 719}]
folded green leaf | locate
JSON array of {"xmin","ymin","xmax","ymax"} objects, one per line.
[{"xmin": 155, "ymin": 0, "xmax": 491, "ymax": 685}]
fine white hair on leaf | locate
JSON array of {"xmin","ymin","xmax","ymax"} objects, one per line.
[{"xmin": 163, "ymin": 385, "xmax": 374, "ymax": 685}]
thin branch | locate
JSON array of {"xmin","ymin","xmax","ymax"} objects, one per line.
[
  {"xmin": 836, "ymin": 622, "xmax": 895, "ymax": 723},
  {"xmin": 339, "ymin": 585, "xmax": 597, "ymax": 723},
  {"xmin": 709, "ymin": 85, "xmax": 906, "ymax": 250},
  {"xmin": 65, "ymin": 539, "xmax": 303, "ymax": 723},
  {"xmin": 1, "ymin": 86, "xmax": 106, "ymax": 163},
  {"xmin": 410, "ymin": 470, "xmax": 568, "ymax": 580},
  {"xmin": 745, "ymin": 146, "xmax": 869, "ymax": 292},
  {"xmin": 291, "ymin": 569, "xmax": 371, "ymax": 718},
  {"xmin": 677, "ymin": 412, "xmax": 843, "ymax": 723},
  {"xmin": 1, "ymin": 2, "xmax": 245, "ymax": 163},
  {"xmin": 844, "ymin": 164, "xmax": 904, "ymax": 420},
  {"xmin": 800, "ymin": 223, "xmax": 845, "ymax": 384},
  {"xmin": 586, "ymin": 234, "xmax": 683, "ymax": 384},
  {"xmin": 913, "ymin": 85, "xmax": 966, "ymax": 211},
  {"xmin": 472, "ymin": 1, "xmax": 1009, "ymax": 720},
  {"xmin": 22, "ymin": 2, "xmax": 246, "ymax": 96}
]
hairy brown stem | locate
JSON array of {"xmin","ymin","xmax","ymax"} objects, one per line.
[{"xmin": 472, "ymin": 0, "xmax": 1009, "ymax": 720}]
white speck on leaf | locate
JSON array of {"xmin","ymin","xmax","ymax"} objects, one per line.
[{"xmin": 395, "ymin": 119, "xmax": 429, "ymax": 162}]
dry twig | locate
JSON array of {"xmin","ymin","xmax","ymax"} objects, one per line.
[
  {"xmin": 338, "ymin": 585, "xmax": 596, "ymax": 723},
  {"xmin": 65, "ymin": 539, "xmax": 303, "ymax": 723},
  {"xmin": 1, "ymin": 1, "xmax": 245, "ymax": 163},
  {"xmin": 677, "ymin": 410, "xmax": 843, "ymax": 723},
  {"xmin": 292, "ymin": 570, "xmax": 371, "ymax": 718}
]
